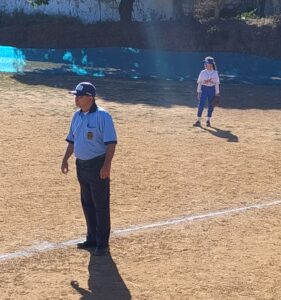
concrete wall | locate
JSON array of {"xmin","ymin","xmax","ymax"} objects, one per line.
[
  {"xmin": 1, "ymin": 45, "xmax": 281, "ymax": 86},
  {"xmin": 1, "ymin": 0, "xmax": 280, "ymax": 23},
  {"xmin": 0, "ymin": 0, "xmax": 174, "ymax": 23},
  {"xmin": 0, "ymin": 0, "xmax": 118, "ymax": 23}
]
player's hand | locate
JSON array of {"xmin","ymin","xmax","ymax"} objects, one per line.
[
  {"xmin": 61, "ymin": 160, "xmax": 69, "ymax": 174},
  {"xmin": 100, "ymin": 164, "xmax": 111, "ymax": 179},
  {"xmin": 197, "ymin": 92, "xmax": 201, "ymax": 100}
]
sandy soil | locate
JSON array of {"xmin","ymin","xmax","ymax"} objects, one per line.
[{"xmin": 0, "ymin": 74, "xmax": 281, "ymax": 299}]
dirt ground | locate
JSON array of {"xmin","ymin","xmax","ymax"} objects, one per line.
[{"xmin": 0, "ymin": 74, "xmax": 281, "ymax": 299}]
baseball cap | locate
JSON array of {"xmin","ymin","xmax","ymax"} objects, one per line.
[
  {"xmin": 202, "ymin": 56, "xmax": 215, "ymax": 65},
  {"xmin": 69, "ymin": 82, "xmax": 96, "ymax": 96}
]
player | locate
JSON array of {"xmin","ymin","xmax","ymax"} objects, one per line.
[{"xmin": 193, "ymin": 56, "xmax": 220, "ymax": 127}]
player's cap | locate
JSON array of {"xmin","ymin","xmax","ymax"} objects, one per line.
[
  {"xmin": 202, "ymin": 56, "xmax": 215, "ymax": 65},
  {"xmin": 69, "ymin": 82, "xmax": 96, "ymax": 96}
]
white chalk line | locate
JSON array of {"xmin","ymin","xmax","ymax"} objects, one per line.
[{"xmin": 1, "ymin": 199, "xmax": 281, "ymax": 262}]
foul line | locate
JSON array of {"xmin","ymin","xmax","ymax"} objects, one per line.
[{"xmin": 1, "ymin": 199, "xmax": 281, "ymax": 262}]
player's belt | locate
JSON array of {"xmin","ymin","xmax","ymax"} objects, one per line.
[
  {"xmin": 76, "ymin": 154, "xmax": 106, "ymax": 165},
  {"xmin": 202, "ymin": 85, "xmax": 215, "ymax": 88}
]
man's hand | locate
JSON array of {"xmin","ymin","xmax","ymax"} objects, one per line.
[
  {"xmin": 61, "ymin": 159, "xmax": 69, "ymax": 174},
  {"xmin": 197, "ymin": 92, "xmax": 201, "ymax": 101},
  {"xmin": 100, "ymin": 163, "xmax": 111, "ymax": 179},
  {"xmin": 61, "ymin": 143, "xmax": 74, "ymax": 174}
]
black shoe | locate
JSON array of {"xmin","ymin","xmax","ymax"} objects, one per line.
[
  {"xmin": 77, "ymin": 241, "xmax": 96, "ymax": 249},
  {"xmin": 193, "ymin": 120, "xmax": 201, "ymax": 127},
  {"xmin": 206, "ymin": 120, "xmax": 211, "ymax": 127},
  {"xmin": 94, "ymin": 247, "xmax": 109, "ymax": 256}
]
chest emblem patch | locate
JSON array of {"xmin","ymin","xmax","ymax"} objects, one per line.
[{"xmin": 87, "ymin": 132, "xmax": 94, "ymax": 140}]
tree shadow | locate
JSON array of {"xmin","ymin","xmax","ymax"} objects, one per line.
[
  {"xmin": 11, "ymin": 72, "xmax": 198, "ymax": 108},
  {"xmin": 9, "ymin": 72, "xmax": 281, "ymax": 110},
  {"xmin": 201, "ymin": 126, "xmax": 239, "ymax": 142},
  {"xmin": 71, "ymin": 250, "xmax": 131, "ymax": 300},
  {"xmin": 2, "ymin": 18, "xmax": 281, "ymax": 110}
]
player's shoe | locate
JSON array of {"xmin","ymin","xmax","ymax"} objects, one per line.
[
  {"xmin": 206, "ymin": 120, "xmax": 211, "ymax": 127},
  {"xmin": 193, "ymin": 120, "xmax": 201, "ymax": 127}
]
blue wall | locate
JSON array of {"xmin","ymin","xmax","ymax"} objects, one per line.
[{"xmin": 1, "ymin": 45, "xmax": 281, "ymax": 85}]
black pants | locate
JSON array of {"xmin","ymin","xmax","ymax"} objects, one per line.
[{"xmin": 76, "ymin": 155, "xmax": 110, "ymax": 248}]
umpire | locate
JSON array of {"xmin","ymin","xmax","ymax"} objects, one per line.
[{"xmin": 61, "ymin": 82, "xmax": 117, "ymax": 256}]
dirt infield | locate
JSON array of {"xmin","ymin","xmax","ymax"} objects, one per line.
[{"xmin": 0, "ymin": 74, "xmax": 281, "ymax": 299}]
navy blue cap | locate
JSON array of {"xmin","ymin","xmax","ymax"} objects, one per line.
[
  {"xmin": 69, "ymin": 82, "xmax": 96, "ymax": 96},
  {"xmin": 202, "ymin": 56, "xmax": 215, "ymax": 65}
]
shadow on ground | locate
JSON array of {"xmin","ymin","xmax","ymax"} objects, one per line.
[
  {"xmin": 71, "ymin": 250, "xmax": 131, "ymax": 300},
  {"xmin": 201, "ymin": 126, "xmax": 239, "ymax": 142},
  {"xmin": 11, "ymin": 73, "xmax": 281, "ymax": 110}
]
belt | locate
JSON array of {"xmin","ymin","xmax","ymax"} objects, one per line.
[
  {"xmin": 202, "ymin": 85, "xmax": 215, "ymax": 88},
  {"xmin": 76, "ymin": 154, "xmax": 105, "ymax": 165}
]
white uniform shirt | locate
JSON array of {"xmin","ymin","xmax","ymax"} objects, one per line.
[{"xmin": 197, "ymin": 69, "xmax": 220, "ymax": 94}]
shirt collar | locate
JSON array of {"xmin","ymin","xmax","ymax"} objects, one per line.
[{"xmin": 79, "ymin": 103, "xmax": 97, "ymax": 114}]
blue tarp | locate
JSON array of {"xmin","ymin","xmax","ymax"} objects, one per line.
[
  {"xmin": 1, "ymin": 45, "xmax": 281, "ymax": 85},
  {"xmin": 0, "ymin": 46, "xmax": 26, "ymax": 73}
]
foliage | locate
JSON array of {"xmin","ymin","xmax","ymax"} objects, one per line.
[
  {"xmin": 207, "ymin": 25, "xmax": 220, "ymax": 34},
  {"xmin": 194, "ymin": 0, "xmax": 225, "ymax": 20},
  {"xmin": 28, "ymin": 0, "xmax": 50, "ymax": 6},
  {"xmin": 239, "ymin": 9, "xmax": 259, "ymax": 20}
]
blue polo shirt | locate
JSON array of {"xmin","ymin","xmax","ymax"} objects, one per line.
[{"xmin": 66, "ymin": 104, "xmax": 117, "ymax": 160}]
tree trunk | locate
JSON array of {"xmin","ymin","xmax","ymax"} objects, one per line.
[
  {"xmin": 214, "ymin": 0, "xmax": 225, "ymax": 19},
  {"xmin": 173, "ymin": 0, "xmax": 184, "ymax": 20},
  {"xmin": 257, "ymin": 0, "xmax": 266, "ymax": 17},
  {"xmin": 118, "ymin": 0, "xmax": 134, "ymax": 23},
  {"xmin": 98, "ymin": 0, "xmax": 102, "ymax": 22}
]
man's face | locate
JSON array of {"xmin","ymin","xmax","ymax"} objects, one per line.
[{"xmin": 75, "ymin": 95, "xmax": 93, "ymax": 108}]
